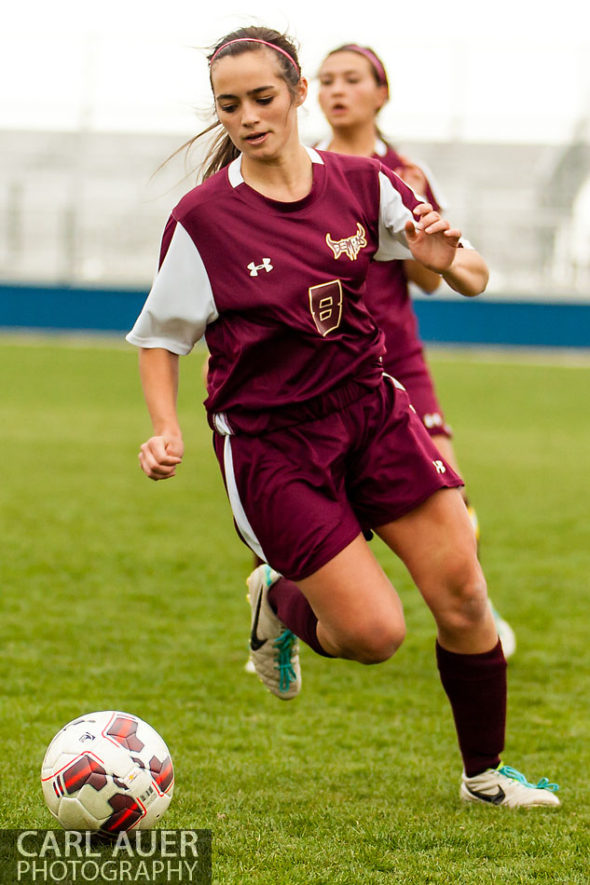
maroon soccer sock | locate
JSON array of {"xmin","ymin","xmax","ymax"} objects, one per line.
[
  {"xmin": 268, "ymin": 577, "xmax": 333, "ymax": 657},
  {"xmin": 436, "ymin": 639, "xmax": 507, "ymax": 777}
]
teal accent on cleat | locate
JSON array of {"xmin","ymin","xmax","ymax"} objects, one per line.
[
  {"xmin": 273, "ymin": 629, "xmax": 298, "ymax": 694},
  {"xmin": 497, "ymin": 765, "xmax": 559, "ymax": 793}
]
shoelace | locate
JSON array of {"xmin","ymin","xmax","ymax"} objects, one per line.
[
  {"xmin": 498, "ymin": 765, "xmax": 559, "ymax": 792},
  {"xmin": 273, "ymin": 629, "xmax": 297, "ymax": 693}
]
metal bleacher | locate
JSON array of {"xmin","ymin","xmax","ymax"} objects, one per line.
[{"xmin": 1, "ymin": 127, "xmax": 589, "ymax": 297}]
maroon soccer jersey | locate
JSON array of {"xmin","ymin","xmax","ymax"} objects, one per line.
[
  {"xmin": 367, "ymin": 141, "xmax": 443, "ymax": 370},
  {"xmin": 375, "ymin": 142, "xmax": 442, "ymax": 213},
  {"xmin": 366, "ymin": 143, "xmax": 452, "ymax": 434},
  {"xmin": 127, "ymin": 147, "xmax": 423, "ymax": 434},
  {"xmin": 314, "ymin": 138, "xmax": 444, "ymax": 370},
  {"xmin": 292, "ymin": 139, "xmax": 453, "ymax": 434}
]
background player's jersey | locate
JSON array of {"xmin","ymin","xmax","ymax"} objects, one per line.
[
  {"xmin": 126, "ymin": 147, "xmax": 423, "ymax": 433},
  {"xmin": 315, "ymin": 137, "xmax": 445, "ymax": 373},
  {"xmin": 369, "ymin": 140, "xmax": 444, "ymax": 373}
]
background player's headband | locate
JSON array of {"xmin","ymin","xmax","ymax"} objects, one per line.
[
  {"xmin": 340, "ymin": 44, "xmax": 389, "ymax": 96},
  {"xmin": 209, "ymin": 39, "xmax": 300, "ymax": 73}
]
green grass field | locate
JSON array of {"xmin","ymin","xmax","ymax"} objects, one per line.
[{"xmin": 1, "ymin": 336, "xmax": 589, "ymax": 883}]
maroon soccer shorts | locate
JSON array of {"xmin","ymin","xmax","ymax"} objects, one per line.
[
  {"xmin": 213, "ymin": 376, "xmax": 463, "ymax": 581},
  {"xmin": 384, "ymin": 352, "xmax": 452, "ymax": 439}
]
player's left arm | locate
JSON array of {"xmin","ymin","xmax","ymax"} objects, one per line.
[
  {"xmin": 375, "ymin": 168, "xmax": 488, "ymax": 296},
  {"xmin": 405, "ymin": 204, "xmax": 489, "ymax": 297},
  {"xmin": 404, "ymin": 260, "xmax": 442, "ymax": 294},
  {"xmin": 440, "ymin": 245, "xmax": 489, "ymax": 297}
]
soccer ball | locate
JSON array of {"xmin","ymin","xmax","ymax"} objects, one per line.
[{"xmin": 41, "ymin": 711, "xmax": 174, "ymax": 834}]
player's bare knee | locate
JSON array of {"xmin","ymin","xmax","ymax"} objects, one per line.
[
  {"xmin": 440, "ymin": 574, "xmax": 489, "ymax": 633},
  {"xmin": 352, "ymin": 620, "xmax": 406, "ymax": 664}
]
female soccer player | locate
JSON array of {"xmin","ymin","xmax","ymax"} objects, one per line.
[
  {"xmin": 316, "ymin": 44, "xmax": 516, "ymax": 655},
  {"xmin": 127, "ymin": 27, "xmax": 558, "ymax": 807}
]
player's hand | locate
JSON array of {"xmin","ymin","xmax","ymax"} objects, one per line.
[
  {"xmin": 139, "ymin": 435, "xmax": 184, "ymax": 481},
  {"xmin": 405, "ymin": 203, "xmax": 461, "ymax": 273}
]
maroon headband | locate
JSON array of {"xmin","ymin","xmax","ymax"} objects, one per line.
[
  {"xmin": 210, "ymin": 38, "xmax": 300, "ymax": 72},
  {"xmin": 340, "ymin": 44, "xmax": 389, "ymax": 94}
]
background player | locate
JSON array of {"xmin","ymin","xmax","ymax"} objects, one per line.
[
  {"xmin": 316, "ymin": 43, "xmax": 515, "ymax": 656},
  {"xmin": 127, "ymin": 26, "xmax": 557, "ymax": 807}
]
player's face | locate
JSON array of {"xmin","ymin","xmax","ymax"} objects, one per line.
[
  {"xmin": 318, "ymin": 51, "xmax": 387, "ymax": 129},
  {"xmin": 212, "ymin": 50, "xmax": 306, "ymax": 163}
]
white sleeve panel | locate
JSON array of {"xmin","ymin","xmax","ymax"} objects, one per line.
[
  {"xmin": 374, "ymin": 171, "xmax": 415, "ymax": 262},
  {"xmin": 125, "ymin": 222, "xmax": 219, "ymax": 355}
]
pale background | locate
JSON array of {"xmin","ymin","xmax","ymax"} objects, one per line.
[{"xmin": 2, "ymin": 0, "xmax": 590, "ymax": 295}]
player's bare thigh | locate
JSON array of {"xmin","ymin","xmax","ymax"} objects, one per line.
[
  {"xmin": 296, "ymin": 533, "xmax": 405, "ymax": 664},
  {"xmin": 376, "ymin": 487, "xmax": 497, "ymax": 653}
]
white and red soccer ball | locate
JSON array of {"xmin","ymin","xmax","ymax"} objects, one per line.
[{"xmin": 41, "ymin": 711, "xmax": 174, "ymax": 834}]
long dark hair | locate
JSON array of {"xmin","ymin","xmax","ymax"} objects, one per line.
[{"xmin": 173, "ymin": 26, "xmax": 302, "ymax": 182}]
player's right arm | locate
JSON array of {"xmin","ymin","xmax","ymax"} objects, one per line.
[
  {"xmin": 127, "ymin": 217, "xmax": 219, "ymax": 479},
  {"xmin": 138, "ymin": 347, "xmax": 184, "ymax": 481}
]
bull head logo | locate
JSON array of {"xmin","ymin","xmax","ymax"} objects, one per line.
[{"xmin": 326, "ymin": 223, "xmax": 367, "ymax": 261}]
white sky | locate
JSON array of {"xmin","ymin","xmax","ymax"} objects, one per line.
[{"xmin": 2, "ymin": 0, "xmax": 590, "ymax": 143}]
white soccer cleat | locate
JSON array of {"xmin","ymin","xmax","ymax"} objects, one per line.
[
  {"xmin": 460, "ymin": 764, "xmax": 560, "ymax": 808},
  {"xmin": 246, "ymin": 564, "xmax": 301, "ymax": 700},
  {"xmin": 491, "ymin": 605, "xmax": 517, "ymax": 659}
]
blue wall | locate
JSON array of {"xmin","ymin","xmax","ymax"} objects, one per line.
[
  {"xmin": 412, "ymin": 296, "xmax": 590, "ymax": 349},
  {"xmin": 0, "ymin": 283, "xmax": 147, "ymax": 335},
  {"xmin": 1, "ymin": 282, "xmax": 589, "ymax": 349}
]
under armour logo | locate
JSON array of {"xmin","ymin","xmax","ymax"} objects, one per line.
[
  {"xmin": 424, "ymin": 412, "xmax": 444, "ymax": 429},
  {"xmin": 433, "ymin": 460, "xmax": 447, "ymax": 474},
  {"xmin": 248, "ymin": 258, "xmax": 273, "ymax": 276}
]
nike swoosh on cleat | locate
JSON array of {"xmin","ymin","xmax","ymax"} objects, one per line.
[
  {"xmin": 465, "ymin": 785, "xmax": 506, "ymax": 805},
  {"xmin": 250, "ymin": 589, "xmax": 267, "ymax": 651}
]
